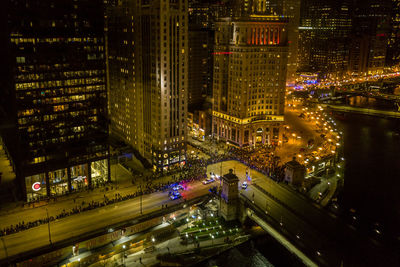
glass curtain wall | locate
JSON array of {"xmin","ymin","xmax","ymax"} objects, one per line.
[
  {"xmin": 25, "ymin": 173, "xmax": 46, "ymax": 202},
  {"xmin": 48, "ymin": 168, "xmax": 68, "ymax": 196},
  {"xmin": 91, "ymin": 159, "xmax": 108, "ymax": 187}
]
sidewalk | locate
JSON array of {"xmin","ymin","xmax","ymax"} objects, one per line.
[
  {"xmin": 96, "ymin": 230, "xmax": 242, "ymax": 267},
  {"xmin": 0, "ymin": 163, "xmax": 180, "ymax": 230}
]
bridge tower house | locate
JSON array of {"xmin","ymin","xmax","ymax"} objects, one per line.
[{"xmin": 220, "ymin": 169, "xmax": 239, "ymax": 221}]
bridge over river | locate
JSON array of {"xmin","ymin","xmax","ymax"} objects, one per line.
[{"xmin": 1, "ymin": 161, "xmax": 399, "ymax": 267}]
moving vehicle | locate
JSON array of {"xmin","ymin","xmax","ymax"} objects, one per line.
[
  {"xmin": 242, "ymin": 181, "xmax": 248, "ymax": 189},
  {"xmin": 172, "ymin": 184, "xmax": 184, "ymax": 191},
  {"xmin": 202, "ymin": 178, "xmax": 215, "ymax": 185},
  {"xmin": 170, "ymin": 191, "xmax": 181, "ymax": 200}
]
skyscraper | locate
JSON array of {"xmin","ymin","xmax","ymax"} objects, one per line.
[
  {"xmin": 386, "ymin": 0, "xmax": 400, "ymax": 67},
  {"xmin": 349, "ymin": 0, "xmax": 391, "ymax": 75},
  {"xmin": 298, "ymin": 0, "xmax": 352, "ymax": 78},
  {"xmin": 107, "ymin": 0, "xmax": 188, "ymax": 171},
  {"xmin": 212, "ymin": 15, "xmax": 288, "ymax": 147},
  {"xmin": 265, "ymin": 0, "xmax": 301, "ymax": 84},
  {"xmin": 0, "ymin": 0, "xmax": 109, "ymax": 201},
  {"xmin": 230, "ymin": 0, "xmax": 299, "ymax": 84}
]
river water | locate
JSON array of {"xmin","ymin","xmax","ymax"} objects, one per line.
[
  {"xmin": 333, "ymin": 104, "xmax": 400, "ymax": 240},
  {"xmin": 196, "ymin": 234, "xmax": 303, "ymax": 267},
  {"xmin": 203, "ymin": 96, "xmax": 400, "ymax": 266}
]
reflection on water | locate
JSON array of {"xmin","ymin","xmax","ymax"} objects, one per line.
[
  {"xmin": 199, "ymin": 234, "xmax": 303, "ymax": 267},
  {"xmin": 345, "ymin": 96, "xmax": 397, "ymax": 111},
  {"xmin": 335, "ymin": 112, "xmax": 400, "ymax": 238}
]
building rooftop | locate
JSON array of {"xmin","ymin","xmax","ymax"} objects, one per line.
[
  {"xmin": 222, "ymin": 169, "xmax": 239, "ymax": 183},
  {"xmin": 285, "ymin": 157, "xmax": 305, "ymax": 169}
]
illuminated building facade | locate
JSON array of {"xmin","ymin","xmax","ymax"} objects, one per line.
[
  {"xmin": 263, "ymin": 0, "xmax": 301, "ymax": 84},
  {"xmin": 298, "ymin": 0, "xmax": 352, "ymax": 78},
  {"xmin": 212, "ymin": 16, "xmax": 288, "ymax": 147},
  {"xmin": 386, "ymin": 0, "xmax": 400, "ymax": 66},
  {"xmin": 0, "ymin": 0, "xmax": 109, "ymax": 201},
  {"xmin": 188, "ymin": 27, "xmax": 213, "ymax": 108},
  {"xmin": 349, "ymin": 0, "xmax": 391, "ymax": 75},
  {"xmin": 231, "ymin": 0, "xmax": 299, "ymax": 84},
  {"xmin": 107, "ymin": 0, "xmax": 188, "ymax": 171}
]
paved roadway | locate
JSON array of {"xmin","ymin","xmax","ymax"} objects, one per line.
[
  {"xmin": 209, "ymin": 161, "xmax": 399, "ymax": 267},
  {"xmin": 0, "ymin": 179, "xmax": 213, "ymax": 260},
  {"xmin": 1, "ymin": 160, "xmax": 399, "ymax": 266}
]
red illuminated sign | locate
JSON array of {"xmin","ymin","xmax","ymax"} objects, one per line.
[{"xmin": 32, "ymin": 182, "xmax": 41, "ymax": 191}]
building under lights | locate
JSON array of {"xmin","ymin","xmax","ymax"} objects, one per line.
[
  {"xmin": 106, "ymin": 0, "xmax": 188, "ymax": 171},
  {"xmin": 0, "ymin": 0, "xmax": 109, "ymax": 201},
  {"xmin": 386, "ymin": 0, "xmax": 400, "ymax": 67},
  {"xmin": 349, "ymin": 0, "xmax": 391, "ymax": 75},
  {"xmin": 212, "ymin": 14, "xmax": 288, "ymax": 147},
  {"xmin": 298, "ymin": 0, "xmax": 352, "ymax": 78}
]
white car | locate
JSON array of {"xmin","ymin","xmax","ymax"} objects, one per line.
[
  {"xmin": 242, "ymin": 181, "xmax": 248, "ymax": 189},
  {"xmin": 202, "ymin": 178, "xmax": 215, "ymax": 185}
]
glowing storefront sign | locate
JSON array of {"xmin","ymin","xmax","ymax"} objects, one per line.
[{"xmin": 32, "ymin": 182, "xmax": 41, "ymax": 191}]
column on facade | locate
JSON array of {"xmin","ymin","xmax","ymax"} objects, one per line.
[
  {"xmin": 45, "ymin": 172, "xmax": 50, "ymax": 197},
  {"xmin": 88, "ymin": 162, "xmax": 92, "ymax": 188},
  {"xmin": 277, "ymin": 28, "xmax": 280, "ymax": 44},
  {"xmin": 268, "ymin": 27, "xmax": 271, "ymax": 44},
  {"xmin": 67, "ymin": 166, "xmax": 72, "ymax": 192},
  {"xmin": 263, "ymin": 27, "xmax": 267, "ymax": 45},
  {"xmin": 262, "ymin": 128, "xmax": 266, "ymax": 144},
  {"xmin": 272, "ymin": 27, "xmax": 276, "ymax": 44}
]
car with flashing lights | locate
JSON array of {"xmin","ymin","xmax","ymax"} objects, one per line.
[
  {"xmin": 242, "ymin": 181, "xmax": 248, "ymax": 189},
  {"xmin": 172, "ymin": 184, "xmax": 184, "ymax": 191},
  {"xmin": 170, "ymin": 191, "xmax": 181, "ymax": 200},
  {"xmin": 209, "ymin": 172, "xmax": 221, "ymax": 180},
  {"xmin": 202, "ymin": 178, "xmax": 215, "ymax": 185}
]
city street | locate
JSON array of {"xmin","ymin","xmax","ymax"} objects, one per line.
[
  {"xmin": 0, "ymin": 176, "xmax": 213, "ymax": 259},
  {"xmin": 207, "ymin": 160, "xmax": 396, "ymax": 266}
]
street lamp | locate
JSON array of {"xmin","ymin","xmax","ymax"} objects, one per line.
[
  {"xmin": 45, "ymin": 208, "xmax": 52, "ymax": 245},
  {"xmin": 139, "ymin": 184, "xmax": 143, "ymax": 214},
  {"xmin": 1, "ymin": 237, "xmax": 9, "ymax": 265},
  {"xmin": 122, "ymin": 245, "xmax": 126, "ymax": 266}
]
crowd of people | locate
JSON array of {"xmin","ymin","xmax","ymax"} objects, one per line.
[
  {"xmin": 0, "ymin": 162, "xmax": 209, "ymax": 237},
  {"xmin": 189, "ymin": 141, "xmax": 286, "ymax": 181},
  {"xmin": 1, "ymin": 140, "xmax": 289, "ymax": 237}
]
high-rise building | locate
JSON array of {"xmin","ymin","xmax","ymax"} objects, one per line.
[
  {"xmin": 212, "ymin": 15, "xmax": 288, "ymax": 147},
  {"xmin": 230, "ymin": 0, "xmax": 300, "ymax": 84},
  {"xmin": 349, "ymin": 0, "xmax": 391, "ymax": 75},
  {"xmin": 0, "ymin": 0, "xmax": 109, "ymax": 201},
  {"xmin": 188, "ymin": 28, "xmax": 213, "ymax": 108},
  {"xmin": 107, "ymin": 0, "xmax": 188, "ymax": 171},
  {"xmin": 298, "ymin": 0, "xmax": 352, "ymax": 78},
  {"xmin": 386, "ymin": 0, "xmax": 400, "ymax": 67},
  {"xmin": 264, "ymin": 0, "xmax": 301, "ymax": 84},
  {"xmin": 188, "ymin": 0, "xmax": 220, "ymax": 109}
]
